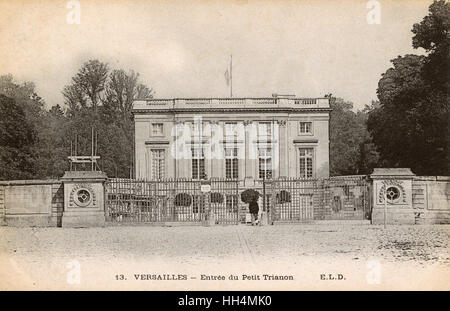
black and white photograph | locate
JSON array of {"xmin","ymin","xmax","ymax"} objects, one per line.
[{"xmin": 0, "ymin": 0, "xmax": 449, "ymax": 291}]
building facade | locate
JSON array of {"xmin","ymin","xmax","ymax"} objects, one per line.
[{"xmin": 132, "ymin": 97, "xmax": 331, "ymax": 181}]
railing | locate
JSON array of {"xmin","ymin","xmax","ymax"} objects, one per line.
[
  {"xmin": 253, "ymin": 98, "xmax": 276, "ymax": 105},
  {"xmin": 218, "ymin": 98, "xmax": 245, "ymax": 105},
  {"xmin": 185, "ymin": 99, "xmax": 213, "ymax": 105},
  {"xmin": 142, "ymin": 98, "xmax": 323, "ymax": 107},
  {"xmin": 270, "ymin": 176, "xmax": 371, "ymax": 222},
  {"xmin": 105, "ymin": 178, "xmax": 240, "ymax": 224},
  {"xmin": 294, "ymin": 99, "xmax": 317, "ymax": 105},
  {"xmin": 146, "ymin": 99, "xmax": 172, "ymax": 105},
  {"xmin": 106, "ymin": 176, "xmax": 371, "ymax": 224}
]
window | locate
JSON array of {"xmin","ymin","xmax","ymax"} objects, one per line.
[
  {"xmin": 225, "ymin": 122, "xmax": 238, "ymax": 138},
  {"xmin": 192, "ymin": 147, "xmax": 206, "ymax": 180},
  {"xmin": 299, "ymin": 148, "xmax": 313, "ymax": 178},
  {"xmin": 192, "ymin": 121, "xmax": 210, "ymax": 138},
  {"xmin": 226, "ymin": 195, "xmax": 238, "ymax": 212},
  {"xmin": 151, "ymin": 149, "xmax": 165, "ymax": 179},
  {"xmin": 299, "ymin": 122, "xmax": 312, "ymax": 134},
  {"xmin": 151, "ymin": 123, "xmax": 164, "ymax": 136},
  {"xmin": 225, "ymin": 147, "xmax": 239, "ymax": 179},
  {"xmin": 258, "ymin": 147, "xmax": 272, "ymax": 179},
  {"xmin": 258, "ymin": 122, "xmax": 272, "ymax": 139}
]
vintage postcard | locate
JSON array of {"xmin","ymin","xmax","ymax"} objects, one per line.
[{"xmin": 0, "ymin": 0, "xmax": 449, "ymax": 291}]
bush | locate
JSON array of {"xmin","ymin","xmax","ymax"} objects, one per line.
[
  {"xmin": 276, "ymin": 190, "xmax": 291, "ymax": 204},
  {"xmin": 240, "ymin": 189, "xmax": 260, "ymax": 204},
  {"xmin": 210, "ymin": 192, "xmax": 224, "ymax": 204},
  {"xmin": 174, "ymin": 193, "xmax": 192, "ymax": 207}
]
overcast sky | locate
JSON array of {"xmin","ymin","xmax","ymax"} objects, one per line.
[{"xmin": 0, "ymin": 0, "xmax": 431, "ymax": 110}]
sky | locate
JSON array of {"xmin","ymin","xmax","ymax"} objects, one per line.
[{"xmin": 0, "ymin": 0, "xmax": 432, "ymax": 110}]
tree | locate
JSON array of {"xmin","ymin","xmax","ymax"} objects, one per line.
[
  {"xmin": 412, "ymin": 0, "xmax": 450, "ymax": 91},
  {"xmin": 0, "ymin": 62, "xmax": 153, "ymax": 180},
  {"xmin": 103, "ymin": 69, "xmax": 153, "ymax": 122},
  {"xmin": 367, "ymin": 0, "xmax": 449, "ymax": 175},
  {"xmin": 328, "ymin": 96, "xmax": 377, "ymax": 176},
  {"xmin": 0, "ymin": 74, "xmax": 46, "ymax": 125},
  {"xmin": 61, "ymin": 59, "xmax": 153, "ymax": 178},
  {"xmin": 0, "ymin": 95, "xmax": 36, "ymax": 179},
  {"xmin": 64, "ymin": 59, "xmax": 108, "ymax": 112},
  {"xmin": 34, "ymin": 104, "xmax": 70, "ymax": 178}
]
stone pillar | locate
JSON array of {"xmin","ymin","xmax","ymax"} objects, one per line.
[
  {"xmin": 244, "ymin": 120, "xmax": 254, "ymax": 187},
  {"xmin": 61, "ymin": 171, "xmax": 107, "ymax": 227},
  {"xmin": 210, "ymin": 121, "xmax": 221, "ymax": 178},
  {"xmin": 278, "ymin": 119, "xmax": 287, "ymax": 177},
  {"xmin": 370, "ymin": 168, "xmax": 415, "ymax": 225}
]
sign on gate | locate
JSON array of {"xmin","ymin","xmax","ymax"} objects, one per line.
[{"xmin": 200, "ymin": 182, "xmax": 211, "ymax": 193}]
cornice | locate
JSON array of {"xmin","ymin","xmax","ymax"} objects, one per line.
[{"xmin": 132, "ymin": 107, "xmax": 332, "ymax": 114}]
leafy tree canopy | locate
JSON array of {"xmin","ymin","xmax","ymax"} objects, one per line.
[{"xmin": 368, "ymin": 0, "xmax": 450, "ymax": 175}]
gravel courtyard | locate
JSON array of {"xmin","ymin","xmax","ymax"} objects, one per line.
[{"xmin": 0, "ymin": 224, "xmax": 449, "ymax": 290}]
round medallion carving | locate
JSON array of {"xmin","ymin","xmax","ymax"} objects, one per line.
[
  {"xmin": 385, "ymin": 186, "xmax": 400, "ymax": 202},
  {"xmin": 73, "ymin": 188, "xmax": 93, "ymax": 207}
]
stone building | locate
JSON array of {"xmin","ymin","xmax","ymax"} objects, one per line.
[{"xmin": 132, "ymin": 96, "xmax": 331, "ymax": 181}]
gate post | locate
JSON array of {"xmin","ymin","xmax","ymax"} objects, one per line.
[
  {"xmin": 61, "ymin": 171, "xmax": 107, "ymax": 227},
  {"xmin": 370, "ymin": 168, "xmax": 415, "ymax": 225}
]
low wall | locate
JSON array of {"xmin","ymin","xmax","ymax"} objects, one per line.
[
  {"xmin": 412, "ymin": 176, "xmax": 450, "ymax": 224},
  {"xmin": 0, "ymin": 173, "xmax": 449, "ymax": 227},
  {"xmin": 0, "ymin": 180, "xmax": 64, "ymax": 227}
]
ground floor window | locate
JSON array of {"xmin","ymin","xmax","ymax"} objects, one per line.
[
  {"xmin": 192, "ymin": 147, "xmax": 206, "ymax": 180},
  {"xmin": 151, "ymin": 149, "xmax": 165, "ymax": 179},
  {"xmin": 299, "ymin": 148, "xmax": 313, "ymax": 178},
  {"xmin": 258, "ymin": 147, "xmax": 272, "ymax": 179},
  {"xmin": 225, "ymin": 147, "xmax": 239, "ymax": 179}
]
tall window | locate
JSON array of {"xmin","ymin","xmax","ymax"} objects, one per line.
[
  {"xmin": 192, "ymin": 120, "xmax": 210, "ymax": 138},
  {"xmin": 258, "ymin": 122, "xmax": 272, "ymax": 139},
  {"xmin": 299, "ymin": 148, "xmax": 313, "ymax": 178},
  {"xmin": 258, "ymin": 147, "xmax": 272, "ymax": 179},
  {"xmin": 151, "ymin": 123, "xmax": 164, "ymax": 136},
  {"xmin": 225, "ymin": 122, "xmax": 238, "ymax": 138},
  {"xmin": 151, "ymin": 149, "xmax": 165, "ymax": 179},
  {"xmin": 192, "ymin": 147, "xmax": 206, "ymax": 180},
  {"xmin": 299, "ymin": 122, "xmax": 312, "ymax": 134},
  {"xmin": 225, "ymin": 147, "xmax": 239, "ymax": 179}
]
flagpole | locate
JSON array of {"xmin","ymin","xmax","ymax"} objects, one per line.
[{"xmin": 230, "ymin": 54, "xmax": 233, "ymax": 98}]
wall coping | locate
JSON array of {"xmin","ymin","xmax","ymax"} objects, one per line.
[
  {"xmin": 0, "ymin": 179, "xmax": 61, "ymax": 186},
  {"xmin": 413, "ymin": 176, "xmax": 450, "ymax": 181},
  {"xmin": 61, "ymin": 171, "xmax": 108, "ymax": 180},
  {"xmin": 370, "ymin": 168, "xmax": 415, "ymax": 179}
]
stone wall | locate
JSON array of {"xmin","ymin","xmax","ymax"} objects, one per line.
[
  {"xmin": 412, "ymin": 176, "xmax": 450, "ymax": 224},
  {"xmin": 0, "ymin": 180, "xmax": 64, "ymax": 227},
  {"xmin": 1, "ymin": 172, "xmax": 449, "ymax": 227}
]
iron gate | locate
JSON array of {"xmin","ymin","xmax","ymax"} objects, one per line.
[
  {"xmin": 270, "ymin": 176, "xmax": 371, "ymax": 222},
  {"xmin": 106, "ymin": 176, "xmax": 371, "ymax": 224},
  {"xmin": 105, "ymin": 178, "xmax": 240, "ymax": 224}
]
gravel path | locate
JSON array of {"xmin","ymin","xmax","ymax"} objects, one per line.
[{"xmin": 0, "ymin": 224, "xmax": 449, "ymax": 290}]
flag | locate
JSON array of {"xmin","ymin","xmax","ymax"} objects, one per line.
[{"xmin": 224, "ymin": 69, "xmax": 230, "ymax": 86}]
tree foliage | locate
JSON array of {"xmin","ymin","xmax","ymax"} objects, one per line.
[
  {"xmin": 367, "ymin": 0, "xmax": 450, "ymax": 175},
  {"xmin": 0, "ymin": 60, "xmax": 153, "ymax": 180},
  {"xmin": 328, "ymin": 96, "xmax": 379, "ymax": 176},
  {"xmin": 0, "ymin": 95, "xmax": 36, "ymax": 179},
  {"xmin": 61, "ymin": 60, "xmax": 153, "ymax": 178}
]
